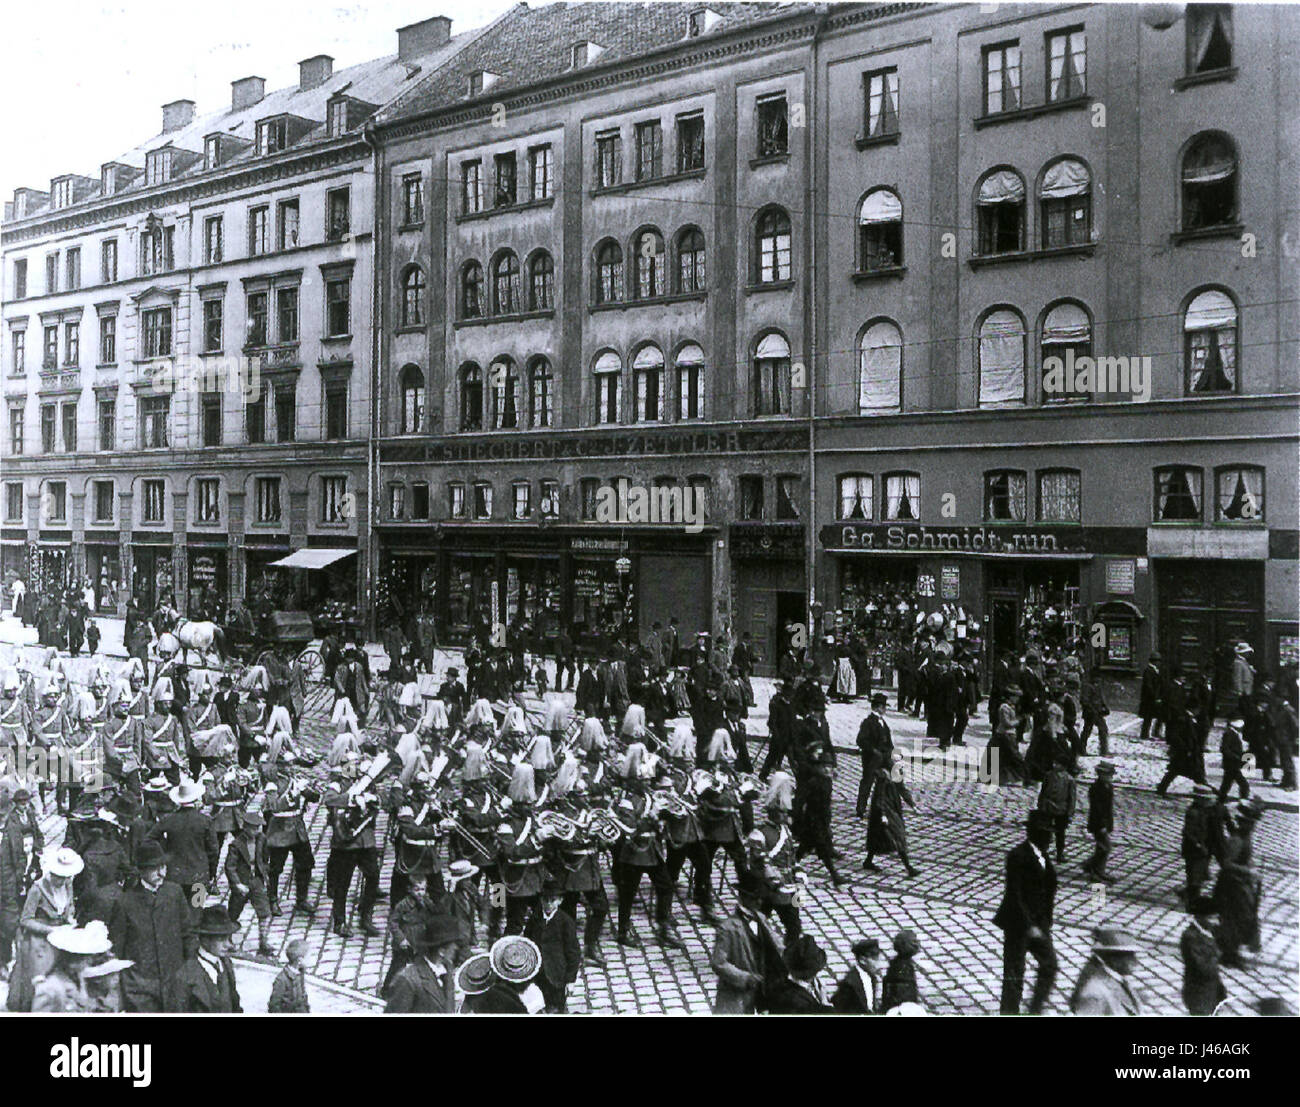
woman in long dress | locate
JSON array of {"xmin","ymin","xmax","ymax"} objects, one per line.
[
  {"xmin": 30, "ymin": 920, "xmax": 117, "ymax": 1013},
  {"xmin": 984, "ymin": 686, "xmax": 1027, "ymax": 784},
  {"xmin": 6, "ymin": 846, "xmax": 81, "ymax": 1011},
  {"xmin": 864, "ymin": 767, "xmax": 918, "ymax": 877},
  {"xmin": 830, "ymin": 640, "xmax": 857, "ymax": 703}
]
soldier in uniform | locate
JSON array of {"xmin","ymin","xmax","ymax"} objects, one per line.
[
  {"xmin": 30, "ymin": 675, "xmax": 71, "ymax": 812},
  {"xmin": 143, "ymin": 678, "xmax": 186, "ymax": 786},
  {"xmin": 452, "ymin": 742, "xmax": 501, "ymax": 936},
  {"xmin": 235, "ymin": 685, "xmax": 267, "ymax": 770},
  {"xmin": 263, "ymin": 771, "xmax": 317, "ymax": 916},
  {"xmin": 659, "ymin": 729, "xmax": 706, "ymax": 933},
  {"xmin": 752, "ymin": 772, "xmax": 802, "ymax": 942},
  {"xmin": 389, "ymin": 797, "xmax": 445, "ymax": 909},
  {"xmin": 327, "ymin": 787, "xmax": 382, "ymax": 939},
  {"xmin": 611, "ymin": 743, "xmax": 675, "ymax": 950},
  {"xmin": 546, "ymin": 760, "xmax": 609, "ymax": 967},
  {"xmin": 224, "ymin": 809, "xmax": 274, "ymax": 956},
  {"xmin": 498, "ymin": 763, "xmax": 546, "ymax": 935},
  {"xmin": 694, "ymin": 731, "xmax": 751, "ymax": 927},
  {"xmin": 125, "ymin": 658, "xmax": 151, "ymax": 722},
  {"xmin": 0, "ymin": 671, "xmax": 32, "ymax": 785},
  {"xmin": 185, "ymin": 676, "xmax": 222, "ymax": 778}
]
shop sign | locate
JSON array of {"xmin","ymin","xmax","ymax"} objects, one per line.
[
  {"xmin": 1105, "ymin": 559, "xmax": 1136, "ymax": 595},
  {"xmin": 571, "ymin": 538, "xmax": 628, "ymax": 553},
  {"xmin": 822, "ymin": 523, "xmax": 1145, "ymax": 556},
  {"xmin": 191, "ymin": 555, "xmax": 217, "ymax": 583},
  {"xmin": 940, "ymin": 565, "xmax": 960, "ymax": 599},
  {"xmin": 916, "ymin": 573, "xmax": 936, "ymax": 597}
]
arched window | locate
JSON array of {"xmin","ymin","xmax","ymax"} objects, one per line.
[
  {"xmin": 528, "ymin": 356, "xmax": 553, "ymax": 428},
  {"xmin": 675, "ymin": 343, "xmax": 705, "ymax": 420},
  {"xmin": 858, "ymin": 189, "xmax": 902, "ymax": 271},
  {"xmin": 632, "ymin": 229, "xmax": 666, "ymax": 299},
  {"xmin": 1039, "ymin": 158, "xmax": 1091, "ymax": 248},
  {"xmin": 984, "ymin": 469, "xmax": 1028, "ymax": 522},
  {"xmin": 1184, "ymin": 288, "xmax": 1238, "ymax": 394},
  {"xmin": 399, "ymin": 364, "xmax": 425, "ymax": 434},
  {"xmin": 459, "ymin": 362, "xmax": 483, "ymax": 431},
  {"xmin": 882, "ymin": 472, "xmax": 920, "ymax": 522},
  {"xmin": 755, "ymin": 207, "xmax": 792, "ymax": 283},
  {"xmin": 528, "ymin": 251, "xmax": 554, "ymax": 311},
  {"xmin": 594, "ymin": 239, "xmax": 624, "ymax": 304},
  {"xmin": 632, "ymin": 344, "xmax": 664, "ymax": 422},
  {"xmin": 976, "ymin": 168, "xmax": 1025, "ymax": 255},
  {"xmin": 460, "ymin": 260, "xmax": 484, "ymax": 319},
  {"xmin": 593, "ymin": 351, "xmax": 621, "ymax": 424},
  {"xmin": 675, "ymin": 227, "xmax": 706, "ymax": 293},
  {"xmin": 858, "ymin": 320, "xmax": 902, "ymax": 412},
  {"xmin": 753, "ymin": 331, "xmax": 791, "ymax": 416},
  {"xmin": 490, "ymin": 356, "xmax": 520, "ymax": 429},
  {"xmin": 1154, "ymin": 466, "xmax": 1204, "ymax": 522},
  {"xmin": 837, "ymin": 474, "xmax": 872, "ymax": 521},
  {"xmin": 1215, "ymin": 464, "xmax": 1263, "ymax": 523},
  {"xmin": 1181, "ymin": 133, "xmax": 1238, "ymax": 231},
  {"xmin": 401, "ymin": 266, "xmax": 425, "ymax": 327},
  {"xmin": 491, "ymin": 250, "xmax": 520, "ymax": 315},
  {"xmin": 1040, "ymin": 301, "xmax": 1092, "ymax": 403},
  {"xmin": 977, "ymin": 307, "xmax": 1026, "ymax": 406}
]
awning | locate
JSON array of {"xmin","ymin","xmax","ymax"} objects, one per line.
[
  {"xmin": 269, "ymin": 548, "xmax": 356, "ymax": 570},
  {"xmin": 859, "ymin": 189, "xmax": 902, "ymax": 224},
  {"xmin": 1040, "ymin": 159, "xmax": 1090, "ymax": 199}
]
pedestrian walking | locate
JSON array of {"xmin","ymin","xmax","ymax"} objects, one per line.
[
  {"xmin": 994, "ymin": 810, "xmax": 1058, "ymax": 1015},
  {"xmin": 1082, "ymin": 761, "xmax": 1116, "ymax": 883},
  {"xmin": 1180, "ymin": 897, "xmax": 1226, "ymax": 1016},
  {"xmin": 1069, "ymin": 927, "xmax": 1144, "ymax": 1015}
]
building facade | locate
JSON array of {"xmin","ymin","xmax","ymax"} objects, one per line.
[{"xmin": 1, "ymin": 16, "xmax": 485, "ymax": 623}]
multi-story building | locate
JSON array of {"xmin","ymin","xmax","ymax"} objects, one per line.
[
  {"xmin": 1, "ymin": 15, "xmax": 487, "ymax": 620},
  {"xmin": 371, "ymin": 0, "xmax": 1297, "ymax": 680}
]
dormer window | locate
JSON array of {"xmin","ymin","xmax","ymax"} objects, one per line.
[
  {"xmin": 205, "ymin": 136, "xmax": 220, "ymax": 170},
  {"xmin": 467, "ymin": 70, "xmax": 499, "ymax": 96},
  {"xmin": 257, "ymin": 118, "xmax": 288, "ymax": 156},
  {"xmin": 572, "ymin": 41, "xmax": 589, "ymax": 67},
  {"xmin": 52, "ymin": 179, "xmax": 73, "ymax": 209},
  {"xmin": 328, "ymin": 100, "xmax": 348, "ymax": 138},
  {"xmin": 688, "ymin": 9, "xmax": 721, "ymax": 37},
  {"xmin": 145, "ymin": 149, "xmax": 173, "ymax": 186},
  {"xmin": 101, "ymin": 166, "xmax": 116, "ymax": 197}
]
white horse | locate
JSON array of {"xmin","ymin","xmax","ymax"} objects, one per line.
[{"xmin": 156, "ymin": 614, "xmax": 228, "ymax": 668}]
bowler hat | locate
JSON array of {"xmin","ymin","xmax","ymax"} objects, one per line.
[
  {"xmin": 456, "ymin": 953, "xmax": 495, "ymax": 995},
  {"xmin": 414, "ymin": 915, "xmax": 461, "ymax": 951},
  {"xmin": 196, "ymin": 906, "xmax": 240, "ymax": 936},
  {"xmin": 871, "ymin": 692, "xmax": 889, "ymax": 707},
  {"xmin": 851, "ymin": 938, "xmax": 882, "ymax": 959},
  {"xmin": 1095, "ymin": 761, "xmax": 1116, "ymax": 776},
  {"xmin": 783, "ymin": 935, "xmax": 828, "ymax": 978},
  {"xmin": 134, "ymin": 840, "xmax": 166, "ymax": 870}
]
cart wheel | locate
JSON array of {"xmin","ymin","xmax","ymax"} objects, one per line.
[{"xmin": 299, "ymin": 648, "xmax": 324, "ymax": 682}]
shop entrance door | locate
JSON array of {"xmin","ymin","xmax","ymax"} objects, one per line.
[
  {"xmin": 1158, "ymin": 560, "xmax": 1264, "ymax": 684},
  {"xmin": 774, "ymin": 591, "xmax": 806, "ymax": 660},
  {"xmin": 987, "ymin": 595, "xmax": 1020, "ymax": 664}
]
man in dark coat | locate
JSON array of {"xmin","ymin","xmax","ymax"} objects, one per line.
[
  {"xmin": 524, "ymin": 879, "xmax": 582, "ymax": 1012},
  {"xmin": 384, "ymin": 916, "xmax": 460, "ymax": 1013},
  {"xmin": 1083, "ymin": 762, "xmax": 1116, "ymax": 883},
  {"xmin": 1139, "ymin": 652, "xmax": 1165, "ymax": 741},
  {"xmin": 107, "ymin": 840, "xmax": 197, "ymax": 1012},
  {"xmin": 854, "ymin": 692, "xmax": 892, "ymax": 817},
  {"xmin": 1181, "ymin": 896, "xmax": 1226, "ymax": 1015},
  {"xmin": 760, "ymin": 678, "xmax": 795, "ymax": 780},
  {"xmin": 831, "ymin": 936, "xmax": 882, "ymax": 1014},
  {"xmin": 994, "ymin": 809, "xmax": 1059, "ymax": 1015},
  {"xmin": 148, "ymin": 779, "xmax": 218, "ymax": 910},
  {"xmin": 174, "ymin": 905, "xmax": 243, "ymax": 1013},
  {"xmin": 710, "ymin": 870, "xmax": 787, "ymax": 1014}
]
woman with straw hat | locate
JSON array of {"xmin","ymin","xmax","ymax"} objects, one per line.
[
  {"xmin": 30, "ymin": 919, "xmax": 117, "ymax": 1012},
  {"xmin": 6, "ymin": 845, "xmax": 82, "ymax": 1010}
]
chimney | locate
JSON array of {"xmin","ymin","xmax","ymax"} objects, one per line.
[
  {"xmin": 299, "ymin": 54, "xmax": 334, "ymax": 91},
  {"xmin": 162, "ymin": 99, "xmax": 196, "ymax": 134},
  {"xmin": 232, "ymin": 76, "xmax": 267, "ymax": 112},
  {"xmin": 397, "ymin": 15, "xmax": 452, "ymax": 62}
]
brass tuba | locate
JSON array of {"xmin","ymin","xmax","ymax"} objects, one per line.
[{"xmin": 535, "ymin": 808, "xmax": 578, "ymax": 842}]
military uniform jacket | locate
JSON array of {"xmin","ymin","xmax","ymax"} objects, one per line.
[
  {"xmin": 0, "ymin": 696, "xmax": 29, "ymax": 748},
  {"xmin": 263, "ymin": 788, "xmax": 309, "ymax": 848},
  {"xmin": 32, "ymin": 704, "xmax": 70, "ymax": 748},
  {"xmin": 547, "ymin": 808, "xmax": 603, "ymax": 893},
  {"xmin": 500, "ymin": 811, "xmax": 546, "ymax": 896},
  {"xmin": 393, "ymin": 814, "xmax": 443, "ymax": 876},
  {"xmin": 697, "ymin": 782, "xmax": 744, "ymax": 844},
  {"xmin": 453, "ymin": 790, "xmax": 498, "ymax": 862},
  {"xmin": 143, "ymin": 710, "xmax": 185, "ymax": 769},
  {"xmin": 756, "ymin": 820, "xmax": 798, "ymax": 905},
  {"xmin": 102, "ymin": 714, "xmax": 144, "ymax": 774},
  {"xmin": 615, "ymin": 793, "xmax": 666, "ymax": 868}
]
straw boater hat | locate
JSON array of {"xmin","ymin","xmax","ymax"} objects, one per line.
[
  {"xmin": 169, "ymin": 779, "xmax": 205, "ymax": 807},
  {"xmin": 1090, "ymin": 926, "xmax": 1142, "ymax": 955},
  {"xmin": 47, "ymin": 920, "xmax": 113, "ymax": 957},
  {"xmin": 507, "ymin": 762, "xmax": 537, "ymax": 805},
  {"xmin": 41, "ymin": 847, "xmax": 85, "ymax": 879},
  {"xmin": 446, "ymin": 859, "xmax": 479, "ymax": 887},
  {"xmin": 457, "ymin": 953, "xmax": 495, "ymax": 996},
  {"xmin": 489, "ymin": 936, "xmax": 541, "ymax": 984},
  {"xmin": 763, "ymin": 771, "xmax": 796, "ymax": 812}
]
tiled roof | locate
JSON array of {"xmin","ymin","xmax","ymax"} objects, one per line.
[{"xmin": 376, "ymin": 2, "xmax": 819, "ymax": 127}]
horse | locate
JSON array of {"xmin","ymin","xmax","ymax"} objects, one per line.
[{"xmin": 156, "ymin": 612, "xmax": 228, "ymax": 669}]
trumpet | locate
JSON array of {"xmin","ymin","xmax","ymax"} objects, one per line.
[{"xmin": 649, "ymin": 790, "xmax": 698, "ymax": 820}]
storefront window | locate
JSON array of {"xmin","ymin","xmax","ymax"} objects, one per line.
[
  {"xmin": 506, "ymin": 557, "xmax": 560, "ymax": 632},
  {"xmin": 447, "ymin": 555, "xmax": 496, "ymax": 638},
  {"xmin": 571, "ymin": 557, "xmax": 633, "ymax": 646},
  {"xmin": 85, "ymin": 546, "xmax": 121, "ymax": 611},
  {"xmin": 187, "ymin": 550, "xmax": 227, "ymax": 619}
]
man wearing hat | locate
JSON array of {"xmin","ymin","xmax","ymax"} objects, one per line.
[
  {"xmin": 765, "ymin": 934, "xmax": 832, "ymax": 1013},
  {"xmin": 854, "ymin": 693, "xmax": 893, "ymax": 818},
  {"xmin": 1181, "ymin": 895, "xmax": 1226, "ymax": 1015},
  {"xmin": 710, "ymin": 868, "xmax": 785, "ymax": 1014},
  {"xmin": 1217, "ymin": 717, "xmax": 1251, "ymax": 801},
  {"xmin": 993, "ymin": 809, "xmax": 1059, "ymax": 1015},
  {"xmin": 1181, "ymin": 784, "xmax": 1221, "ymax": 904},
  {"xmin": 759, "ymin": 676, "xmax": 796, "ymax": 780},
  {"xmin": 225, "ymin": 809, "xmax": 274, "ymax": 957},
  {"xmin": 1083, "ymin": 762, "xmax": 1117, "ymax": 883},
  {"xmin": 174, "ymin": 905, "xmax": 242, "ymax": 1012},
  {"xmin": 148, "ymin": 778, "xmax": 218, "ymax": 915},
  {"xmin": 523, "ymin": 876, "xmax": 581, "ymax": 1012},
  {"xmin": 1213, "ymin": 798, "xmax": 1264, "ymax": 967},
  {"xmin": 107, "ymin": 839, "xmax": 196, "ymax": 1012},
  {"xmin": 456, "ymin": 952, "xmax": 499, "ymax": 1013},
  {"xmin": 1138, "ymin": 652, "xmax": 1165, "ymax": 742},
  {"xmin": 1230, "ymin": 642, "xmax": 1255, "ymax": 714},
  {"xmin": 0, "ymin": 782, "xmax": 44, "ymax": 965},
  {"xmin": 0, "ymin": 669, "xmax": 31, "ymax": 762},
  {"xmin": 486, "ymin": 934, "xmax": 545, "ymax": 1014},
  {"xmin": 263, "ymin": 769, "xmax": 316, "ymax": 917},
  {"xmin": 831, "ymin": 937, "xmax": 883, "ymax": 1014},
  {"xmin": 101, "ymin": 680, "xmax": 144, "ymax": 792},
  {"xmin": 1069, "ymin": 926, "xmax": 1144, "ymax": 1015},
  {"xmin": 384, "ymin": 915, "xmax": 462, "ymax": 1013}
]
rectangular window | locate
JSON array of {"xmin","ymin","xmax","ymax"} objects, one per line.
[
  {"xmin": 276, "ymin": 286, "xmax": 299, "ymax": 342},
  {"xmin": 97, "ymin": 399, "xmax": 115, "ymax": 451},
  {"xmin": 205, "ymin": 135, "xmax": 220, "ymax": 169},
  {"xmin": 99, "ymin": 316, "xmax": 116, "ymax": 364},
  {"xmin": 142, "ymin": 308, "xmax": 172, "ymax": 358},
  {"xmin": 327, "ymin": 100, "xmax": 347, "ymax": 138},
  {"xmin": 321, "ymin": 476, "xmax": 347, "ymax": 523},
  {"xmin": 61, "ymin": 402, "xmax": 77, "ymax": 452},
  {"xmin": 449, "ymin": 482, "xmax": 466, "ymax": 520},
  {"xmin": 275, "ymin": 380, "xmax": 296, "ymax": 442},
  {"xmin": 539, "ymin": 480, "xmax": 559, "ymax": 519},
  {"xmin": 756, "ymin": 94, "xmax": 788, "ymax": 157},
  {"xmin": 246, "ymin": 292, "xmax": 268, "ymax": 347},
  {"xmin": 14, "ymin": 259, "xmax": 27, "ymax": 299},
  {"xmin": 40, "ymin": 404, "xmax": 56, "ymax": 452},
  {"xmin": 201, "ymin": 393, "xmax": 222, "ymax": 447},
  {"xmin": 141, "ymin": 227, "xmax": 174, "ymax": 275},
  {"xmin": 53, "ymin": 180, "xmax": 72, "ymax": 208},
  {"xmin": 326, "ymin": 188, "xmax": 350, "ymax": 240},
  {"xmin": 864, "ymin": 68, "xmax": 899, "ymax": 138},
  {"xmin": 204, "ymin": 217, "xmax": 224, "ymax": 264},
  {"xmin": 46, "ymin": 253, "xmax": 58, "ymax": 294},
  {"xmin": 249, "ymin": 207, "xmax": 269, "ymax": 256},
  {"xmin": 43, "ymin": 326, "xmax": 58, "ymax": 369},
  {"xmin": 984, "ymin": 471, "xmax": 1027, "ymax": 521},
  {"xmin": 257, "ymin": 118, "xmax": 287, "ymax": 156},
  {"xmin": 100, "ymin": 240, "xmax": 118, "ymax": 283},
  {"xmin": 146, "ymin": 149, "xmax": 172, "ymax": 185},
  {"xmin": 63, "ymin": 322, "xmax": 79, "ymax": 366},
  {"xmin": 983, "ymin": 42, "xmax": 1022, "ymax": 115},
  {"xmin": 325, "ymin": 382, "xmax": 348, "ymax": 439},
  {"xmin": 195, "ymin": 478, "xmax": 221, "ymax": 523},
  {"xmin": 512, "ymin": 482, "xmax": 531, "ymax": 520},
  {"xmin": 1046, "ymin": 28, "xmax": 1086, "ymax": 102},
  {"xmin": 245, "ymin": 387, "xmax": 265, "ymax": 444},
  {"xmin": 679, "ymin": 360, "xmax": 704, "ymax": 420},
  {"xmin": 580, "ymin": 478, "xmax": 599, "ymax": 521},
  {"xmin": 255, "ymin": 477, "xmax": 281, "ymax": 523},
  {"xmin": 461, "ymin": 160, "xmax": 482, "ymax": 215},
  {"xmin": 141, "ymin": 479, "xmax": 165, "ymax": 523},
  {"xmin": 403, "ymin": 174, "xmax": 425, "ymax": 225},
  {"xmin": 277, "ymin": 199, "xmax": 300, "ymax": 250},
  {"xmin": 47, "ymin": 481, "xmax": 67, "ymax": 521},
  {"xmin": 739, "ymin": 475, "xmax": 764, "ymax": 521},
  {"xmin": 4, "ymin": 482, "xmax": 23, "ymax": 523},
  {"xmin": 1216, "ymin": 466, "xmax": 1263, "ymax": 522},
  {"xmin": 66, "ymin": 248, "xmax": 81, "ymax": 291},
  {"xmin": 202, "ymin": 299, "xmax": 223, "ymax": 353},
  {"xmin": 882, "ymin": 473, "xmax": 921, "ymax": 521},
  {"xmin": 11, "ymin": 330, "xmax": 25, "ymax": 374},
  {"xmin": 388, "ymin": 483, "xmax": 405, "ymax": 520},
  {"xmin": 325, "ymin": 277, "xmax": 350, "ymax": 337},
  {"xmin": 139, "ymin": 396, "xmax": 169, "ymax": 448},
  {"xmin": 411, "ymin": 482, "xmax": 430, "ymax": 520},
  {"xmin": 635, "ymin": 120, "xmax": 663, "ymax": 181},
  {"xmin": 595, "ymin": 131, "xmax": 622, "ymax": 189},
  {"xmin": 9, "ymin": 409, "xmax": 24, "ymax": 455},
  {"xmin": 1038, "ymin": 470, "xmax": 1081, "ymax": 523},
  {"xmin": 92, "ymin": 480, "xmax": 114, "ymax": 523},
  {"xmin": 493, "ymin": 152, "xmax": 517, "ymax": 208},
  {"xmin": 676, "ymin": 113, "xmax": 705, "ymax": 172},
  {"xmin": 472, "ymin": 483, "xmax": 493, "ymax": 520},
  {"xmin": 776, "ymin": 475, "xmax": 800, "ymax": 520},
  {"xmin": 528, "ymin": 145, "xmax": 553, "ymax": 201},
  {"xmin": 837, "ymin": 475, "xmax": 873, "ymax": 521}
]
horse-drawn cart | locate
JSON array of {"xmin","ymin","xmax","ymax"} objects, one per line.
[{"xmin": 226, "ymin": 610, "xmax": 325, "ymax": 682}]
